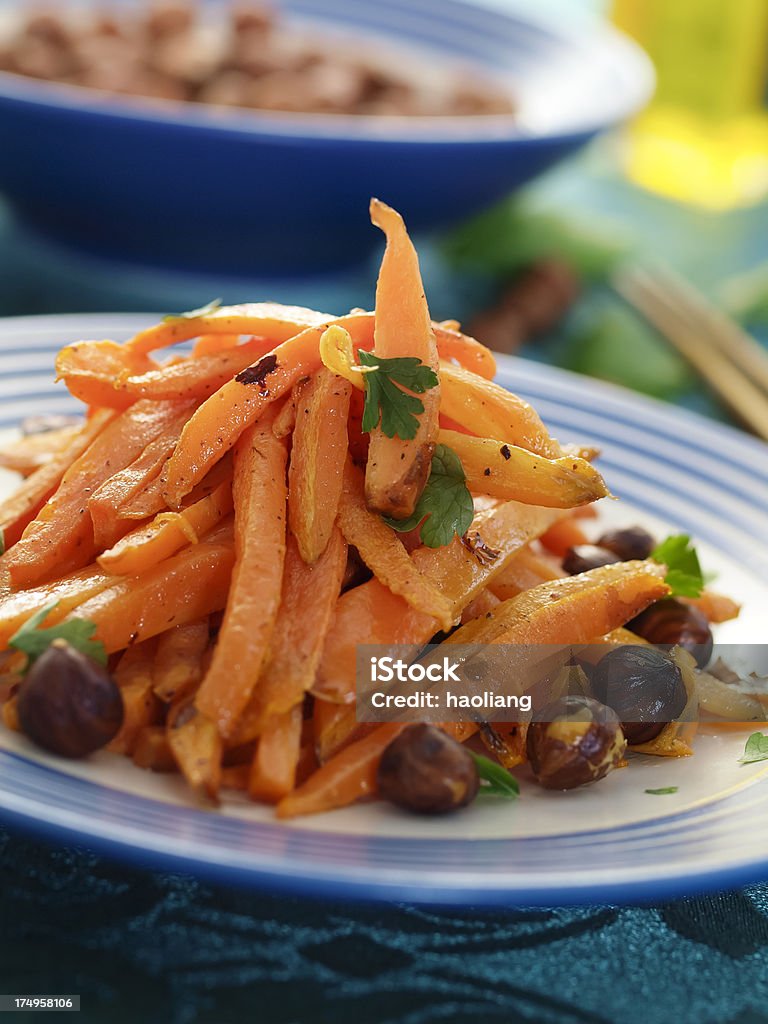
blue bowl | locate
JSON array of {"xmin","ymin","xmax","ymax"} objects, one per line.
[{"xmin": 0, "ymin": 0, "xmax": 652, "ymax": 275}]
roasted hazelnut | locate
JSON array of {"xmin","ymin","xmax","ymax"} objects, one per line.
[
  {"xmin": 377, "ymin": 724, "xmax": 479, "ymax": 814},
  {"xmin": 591, "ymin": 645, "xmax": 687, "ymax": 745},
  {"xmin": 629, "ymin": 597, "xmax": 713, "ymax": 668},
  {"xmin": 597, "ymin": 526, "xmax": 655, "ymax": 562},
  {"xmin": 17, "ymin": 641, "xmax": 123, "ymax": 758},
  {"xmin": 526, "ymin": 695, "xmax": 625, "ymax": 790},
  {"xmin": 562, "ymin": 545, "xmax": 621, "ymax": 575}
]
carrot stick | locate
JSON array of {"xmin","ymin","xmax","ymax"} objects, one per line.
[
  {"xmin": 288, "ymin": 369, "xmax": 351, "ymax": 563},
  {"xmin": 4, "ymin": 400, "xmax": 193, "ymax": 587},
  {"xmin": 0, "ymin": 410, "xmax": 116, "ymax": 550},
  {"xmin": 313, "ymin": 500, "xmax": 561, "ymax": 706},
  {"xmin": 132, "ymin": 726, "xmax": 177, "ymax": 772},
  {"xmin": 0, "ymin": 564, "xmax": 115, "ymax": 649},
  {"xmin": 113, "ymin": 638, "xmax": 157, "ymax": 689},
  {"xmin": 192, "ymin": 333, "xmax": 243, "ymax": 357},
  {"xmin": 153, "ymin": 620, "xmax": 210, "ymax": 703},
  {"xmin": 229, "ymin": 528, "xmax": 346, "ymax": 744},
  {"xmin": 167, "ymin": 702, "xmax": 222, "ymax": 802},
  {"xmin": 439, "ymin": 429, "xmax": 609, "ymax": 507},
  {"xmin": 98, "ymin": 476, "xmax": 233, "ymax": 576},
  {"xmin": 432, "ymin": 323, "xmax": 496, "ymax": 380},
  {"xmin": 365, "ymin": 199, "xmax": 440, "ymax": 519},
  {"xmin": 54, "ymin": 340, "xmax": 156, "ymax": 409},
  {"xmin": 194, "ymin": 420, "xmax": 288, "ymax": 737},
  {"xmin": 439, "ymin": 361, "xmax": 558, "ymax": 457},
  {"xmin": 539, "ymin": 517, "xmax": 591, "ymax": 557},
  {"xmin": 108, "ymin": 683, "xmax": 162, "ymax": 756},
  {"xmin": 71, "ymin": 522, "xmax": 235, "ymax": 653},
  {"xmin": 276, "ymin": 723, "xmax": 403, "ymax": 818},
  {"xmin": 338, "ymin": 460, "xmax": 454, "ymax": 631},
  {"xmin": 126, "ymin": 302, "xmax": 336, "ymax": 356},
  {"xmin": 489, "ymin": 545, "xmax": 566, "ymax": 601},
  {"xmin": 88, "ymin": 404, "xmax": 196, "ymax": 549},
  {"xmin": 248, "ymin": 705, "xmax": 303, "ymax": 803},
  {"xmin": 163, "ymin": 313, "xmax": 371, "ymax": 507},
  {"xmin": 73, "ymin": 337, "xmax": 276, "ymax": 406},
  {"xmin": 0, "ymin": 425, "xmax": 81, "ymax": 477}
]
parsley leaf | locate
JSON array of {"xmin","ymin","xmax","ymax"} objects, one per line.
[
  {"xmin": 645, "ymin": 786, "xmax": 678, "ymax": 795},
  {"xmin": 163, "ymin": 298, "xmax": 222, "ymax": 323},
  {"xmin": 9, "ymin": 601, "xmax": 107, "ymax": 670},
  {"xmin": 651, "ymin": 534, "xmax": 704, "ymax": 598},
  {"xmin": 738, "ymin": 732, "xmax": 768, "ymax": 764},
  {"xmin": 385, "ymin": 444, "xmax": 474, "ymax": 548},
  {"xmin": 469, "ymin": 752, "xmax": 520, "ymax": 798},
  {"xmin": 357, "ymin": 349, "xmax": 438, "ymax": 441}
]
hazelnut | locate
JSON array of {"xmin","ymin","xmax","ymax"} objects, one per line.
[
  {"xmin": 377, "ymin": 724, "xmax": 479, "ymax": 814},
  {"xmin": 526, "ymin": 695, "xmax": 625, "ymax": 790}
]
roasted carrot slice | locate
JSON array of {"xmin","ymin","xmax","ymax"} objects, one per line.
[
  {"xmin": 126, "ymin": 302, "xmax": 335, "ymax": 357},
  {"xmin": 432, "ymin": 323, "xmax": 496, "ymax": 380},
  {"xmin": 0, "ymin": 410, "xmax": 116, "ymax": 550},
  {"xmin": 88, "ymin": 403, "xmax": 196, "ymax": 549},
  {"xmin": 489, "ymin": 545, "xmax": 566, "ymax": 601},
  {"xmin": 98, "ymin": 475, "xmax": 233, "ymax": 576},
  {"xmin": 338, "ymin": 460, "xmax": 454, "ymax": 631},
  {"xmin": 192, "ymin": 333, "xmax": 242, "ymax": 357},
  {"xmin": 55, "ymin": 340, "xmax": 156, "ymax": 409},
  {"xmin": 132, "ymin": 726, "xmax": 177, "ymax": 772},
  {"xmin": 163, "ymin": 313, "xmax": 371, "ymax": 507},
  {"xmin": 167, "ymin": 702, "xmax": 222, "ymax": 803},
  {"xmin": 229, "ymin": 528, "xmax": 346, "ymax": 744},
  {"xmin": 108, "ymin": 643, "xmax": 162, "ymax": 757},
  {"xmin": 112, "ymin": 338, "xmax": 277, "ymax": 405},
  {"xmin": 153, "ymin": 620, "xmax": 210, "ymax": 703},
  {"xmin": 194, "ymin": 420, "xmax": 288, "ymax": 737},
  {"xmin": 451, "ymin": 561, "xmax": 669, "ymax": 646},
  {"xmin": 4, "ymin": 400, "xmax": 192, "ymax": 588},
  {"xmin": 539, "ymin": 517, "xmax": 591, "ymax": 557},
  {"xmin": 288, "ymin": 369, "xmax": 351, "ymax": 563},
  {"xmin": 71, "ymin": 522, "xmax": 234, "ymax": 653},
  {"xmin": 313, "ymin": 500, "xmax": 561, "ymax": 707},
  {"xmin": 439, "ymin": 429, "xmax": 609, "ymax": 507},
  {"xmin": 276, "ymin": 722, "xmax": 403, "ymax": 818},
  {"xmin": 113, "ymin": 638, "xmax": 158, "ymax": 689},
  {"xmin": 439, "ymin": 362, "xmax": 558, "ymax": 457},
  {"xmin": 0, "ymin": 425, "xmax": 82, "ymax": 477},
  {"xmin": 365, "ymin": 199, "xmax": 440, "ymax": 519},
  {"xmin": 248, "ymin": 705, "xmax": 303, "ymax": 803},
  {"xmin": 0, "ymin": 563, "xmax": 115, "ymax": 649}
]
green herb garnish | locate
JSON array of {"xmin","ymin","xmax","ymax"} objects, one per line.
[
  {"xmin": 163, "ymin": 298, "xmax": 222, "ymax": 323},
  {"xmin": 645, "ymin": 786, "xmax": 678, "ymax": 795},
  {"xmin": 385, "ymin": 444, "xmax": 474, "ymax": 548},
  {"xmin": 358, "ymin": 349, "xmax": 438, "ymax": 441},
  {"xmin": 651, "ymin": 534, "xmax": 704, "ymax": 598},
  {"xmin": 738, "ymin": 732, "xmax": 768, "ymax": 765},
  {"xmin": 9, "ymin": 601, "xmax": 107, "ymax": 670},
  {"xmin": 470, "ymin": 752, "xmax": 520, "ymax": 798}
]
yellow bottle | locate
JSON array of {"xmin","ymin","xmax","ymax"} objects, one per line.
[{"xmin": 612, "ymin": 0, "xmax": 768, "ymax": 209}]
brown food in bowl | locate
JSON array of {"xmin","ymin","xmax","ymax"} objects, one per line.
[{"xmin": 0, "ymin": 2, "xmax": 516, "ymax": 118}]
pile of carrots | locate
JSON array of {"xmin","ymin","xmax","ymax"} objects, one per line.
[{"xmin": 0, "ymin": 200, "xmax": 674, "ymax": 817}]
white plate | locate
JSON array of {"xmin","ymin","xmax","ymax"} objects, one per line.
[{"xmin": 1, "ymin": 314, "xmax": 768, "ymax": 905}]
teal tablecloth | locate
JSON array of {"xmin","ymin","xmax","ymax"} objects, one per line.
[{"xmin": 2, "ymin": 153, "xmax": 768, "ymax": 1023}]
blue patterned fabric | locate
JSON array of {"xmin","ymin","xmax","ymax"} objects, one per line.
[{"xmin": 3, "ymin": 826, "xmax": 768, "ymax": 1024}]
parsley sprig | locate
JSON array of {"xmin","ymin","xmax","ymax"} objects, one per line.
[
  {"xmin": 358, "ymin": 349, "xmax": 438, "ymax": 441},
  {"xmin": 163, "ymin": 298, "xmax": 222, "ymax": 324},
  {"xmin": 469, "ymin": 752, "xmax": 520, "ymax": 798},
  {"xmin": 385, "ymin": 444, "xmax": 474, "ymax": 548},
  {"xmin": 738, "ymin": 732, "xmax": 768, "ymax": 765},
  {"xmin": 645, "ymin": 786, "xmax": 678, "ymax": 795},
  {"xmin": 9, "ymin": 601, "xmax": 107, "ymax": 670},
  {"xmin": 651, "ymin": 534, "xmax": 704, "ymax": 598}
]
